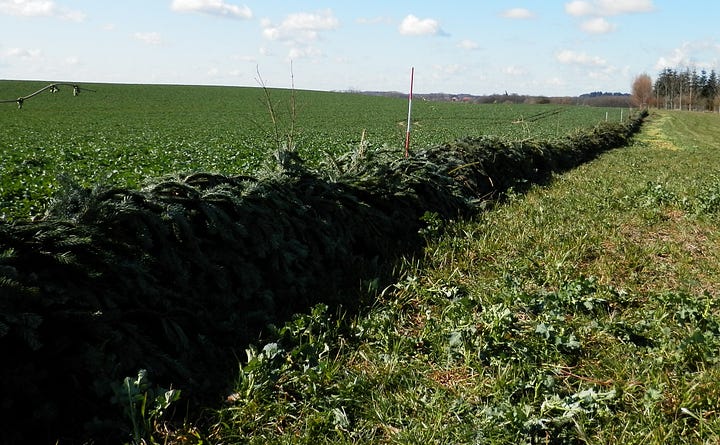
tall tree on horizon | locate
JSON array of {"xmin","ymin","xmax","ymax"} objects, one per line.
[
  {"xmin": 631, "ymin": 73, "xmax": 653, "ymax": 109},
  {"xmin": 701, "ymin": 70, "xmax": 718, "ymax": 110}
]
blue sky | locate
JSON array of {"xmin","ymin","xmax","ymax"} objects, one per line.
[{"xmin": 1, "ymin": 0, "xmax": 719, "ymax": 96}]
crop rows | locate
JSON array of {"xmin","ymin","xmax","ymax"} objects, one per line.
[
  {"xmin": 0, "ymin": 80, "xmax": 628, "ymax": 220},
  {"xmin": 0, "ymin": 102, "xmax": 646, "ymax": 443}
]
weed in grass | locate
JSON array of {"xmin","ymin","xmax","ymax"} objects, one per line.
[{"xmin": 111, "ymin": 369, "xmax": 182, "ymax": 445}]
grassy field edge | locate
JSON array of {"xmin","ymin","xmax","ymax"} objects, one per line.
[{"xmin": 191, "ymin": 110, "xmax": 720, "ymax": 444}]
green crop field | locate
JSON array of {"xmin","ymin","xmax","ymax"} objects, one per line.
[
  {"xmin": 0, "ymin": 80, "xmax": 626, "ymax": 220},
  {"xmin": 2, "ymin": 80, "xmax": 669, "ymax": 445}
]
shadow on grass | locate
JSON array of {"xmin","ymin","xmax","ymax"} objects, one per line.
[{"xmin": 0, "ymin": 111, "xmax": 647, "ymax": 444}]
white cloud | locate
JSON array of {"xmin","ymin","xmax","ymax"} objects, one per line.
[
  {"xmin": 502, "ymin": 8, "xmax": 535, "ymax": 19},
  {"xmin": 458, "ymin": 39, "xmax": 479, "ymax": 51},
  {"xmin": 0, "ymin": 0, "xmax": 85, "ymax": 21},
  {"xmin": 556, "ymin": 49, "xmax": 607, "ymax": 66},
  {"xmin": 288, "ymin": 46, "xmax": 323, "ymax": 60},
  {"xmin": 171, "ymin": 0, "xmax": 252, "ymax": 19},
  {"xmin": 261, "ymin": 10, "xmax": 339, "ymax": 62},
  {"xmin": 0, "ymin": 0, "xmax": 53, "ymax": 16},
  {"xmin": 262, "ymin": 9, "xmax": 339, "ymax": 43},
  {"xmin": 565, "ymin": 0, "xmax": 650, "ymax": 34},
  {"xmin": 654, "ymin": 40, "xmax": 720, "ymax": 69},
  {"xmin": 565, "ymin": 1, "xmax": 596, "ymax": 16},
  {"xmin": 60, "ymin": 7, "xmax": 83, "ymax": 21},
  {"xmin": 134, "ymin": 32, "xmax": 163, "ymax": 46},
  {"xmin": 399, "ymin": 14, "xmax": 443, "ymax": 36},
  {"xmin": 588, "ymin": 65, "xmax": 618, "ymax": 79},
  {"xmin": 503, "ymin": 65, "xmax": 526, "ymax": 76},
  {"xmin": 654, "ymin": 56, "xmax": 675, "ymax": 71},
  {"xmin": 3, "ymin": 47, "xmax": 42, "ymax": 60},
  {"xmin": 431, "ymin": 64, "xmax": 465, "ymax": 82},
  {"xmin": 581, "ymin": 17, "xmax": 616, "ymax": 34},
  {"xmin": 565, "ymin": 0, "xmax": 654, "ymax": 16},
  {"xmin": 595, "ymin": 0, "xmax": 654, "ymax": 15}
]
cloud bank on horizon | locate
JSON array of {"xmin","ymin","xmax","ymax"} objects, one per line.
[{"xmin": 0, "ymin": 0, "xmax": 718, "ymax": 96}]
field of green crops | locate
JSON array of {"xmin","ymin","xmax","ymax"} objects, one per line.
[
  {"xmin": 3, "ymin": 79, "xmax": 720, "ymax": 445},
  {"xmin": 2, "ymin": 80, "xmax": 651, "ymax": 444},
  {"xmin": 0, "ymin": 80, "xmax": 626, "ymax": 220}
]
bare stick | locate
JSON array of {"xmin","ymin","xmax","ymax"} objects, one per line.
[
  {"xmin": 288, "ymin": 60, "xmax": 296, "ymax": 150},
  {"xmin": 255, "ymin": 66, "xmax": 282, "ymax": 150}
]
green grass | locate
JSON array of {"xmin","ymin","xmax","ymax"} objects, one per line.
[
  {"xmin": 1, "ymin": 80, "xmax": 624, "ymax": 220},
  {"xmin": 4, "ymin": 81, "xmax": 701, "ymax": 444},
  {"xmin": 172, "ymin": 110, "xmax": 720, "ymax": 445}
]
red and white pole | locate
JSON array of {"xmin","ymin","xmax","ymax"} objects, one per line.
[{"xmin": 404, "ymin": 67, "xmax": 414, "ymax": 158}]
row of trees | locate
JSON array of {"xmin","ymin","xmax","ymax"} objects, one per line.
[{"xmin": 632, "ymin": 68, "xmax": 719, "ymax": 111}]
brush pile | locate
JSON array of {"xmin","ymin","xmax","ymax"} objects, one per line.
[{"xmin": 0, "ymin": 111, "xmax": 646, "ymax": 443}]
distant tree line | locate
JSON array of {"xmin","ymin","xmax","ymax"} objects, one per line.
[
  {"xmin": 353, "ymin": 91, "xmax": 631, "ymax": 107},
  {"xmin": 425, "ymin": 92, "xmax": 631, "ymax": 107},
  {"xmin": 580, "ymin": 91, "xmax": 630, "ymax": 98},
  {"xmin": 575, "ymin": 92, "xmax": 631, "ymax": 108},
  {"xmin": 653, "ymin": 67, "xmax": 719, "ymax": 111}
]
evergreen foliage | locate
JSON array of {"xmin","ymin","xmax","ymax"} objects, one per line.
[
  {"xmin": 655, "ymin": 67, "xmax": 719, "ymax": 110},
  {"xmin": 0, "ymin": 110, "xmax": 646, "ymax": 443}
]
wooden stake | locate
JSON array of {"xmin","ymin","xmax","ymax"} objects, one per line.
[{"xmin": 404, "ymin": 67, "xmax": 414, "ymax": 158}]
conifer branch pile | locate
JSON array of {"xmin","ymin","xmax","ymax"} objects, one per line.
[{"xmin": 0, "ymin": 111, "xmax": 646, "ymax": 443}]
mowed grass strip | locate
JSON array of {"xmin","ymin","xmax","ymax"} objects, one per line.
[{"xmin": 180, "ymin": 110, "xmax": 720, "ymax": 445}]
